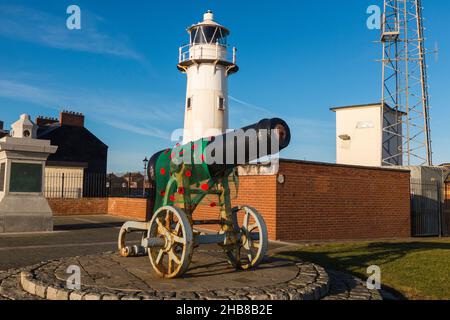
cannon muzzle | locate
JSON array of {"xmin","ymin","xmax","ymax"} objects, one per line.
[{"xmin": 206, "ymin": 118, "xmax": 291, "ymax": 177}]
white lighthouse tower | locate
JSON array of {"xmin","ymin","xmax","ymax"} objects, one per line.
[{"xmin": 178, "ymin": 10, "xmax": 238, "ymax": 143}]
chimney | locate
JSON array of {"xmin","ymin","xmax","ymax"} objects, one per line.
[
  {"xmin": 60, "ymin": 110, "xmax": 85, "ymax": 127},
  {"xmin": 36, "ymin": 116, "xmax": 58, "ymax": 127}
]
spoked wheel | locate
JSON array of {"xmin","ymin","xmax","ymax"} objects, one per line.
[
  {"xmin": 226, "ymin": 206, "xmax": 269, "ymax": 270},
  {"xmin": 148, "ymin": 206, "xmax": 193, "ymax": 278}
]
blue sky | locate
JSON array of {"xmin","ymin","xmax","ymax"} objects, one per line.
[{"xmin": 0, "ymin": 0, "xmax": 448, "ymax": 172}]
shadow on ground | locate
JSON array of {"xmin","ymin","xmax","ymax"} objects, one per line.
[{"xmin": 54, "ymin": 222, "xmax": 124, "ymax": 231}]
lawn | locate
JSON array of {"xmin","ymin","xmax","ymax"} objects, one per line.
[{"xmin": 275, "ymin": 239, "xmax": 450, "ymax": 300}]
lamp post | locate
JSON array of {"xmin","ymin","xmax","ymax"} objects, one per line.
[{"xmin": 143, "ymin": 157, "xmax": 149, "ymax": 197}]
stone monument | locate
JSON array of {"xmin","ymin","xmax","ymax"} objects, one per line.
[{"xmin": 0, "ymin": 114, "xmax": 57, "ymax": 233}]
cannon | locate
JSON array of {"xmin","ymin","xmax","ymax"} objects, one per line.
[{"xmin": 118, "ymin": 118, "xmax": 291, "ymax": 278}]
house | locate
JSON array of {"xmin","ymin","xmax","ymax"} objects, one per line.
[
  {"xmin": 36, "ymin": 111, "xmax": 108, "ymax": 198},
  {"xmin": 0, "ymin": 121, "xmax": 8, "ymax": 139}
]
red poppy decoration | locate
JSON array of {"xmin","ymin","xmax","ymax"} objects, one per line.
[
  {"xmin": 175, "ymin": 143, "xmax": 181, "ymax": 147},
  {"xmin": 185, "ymin": 170, "xmax": 192, "ymax": 177},
  {"xmin": 164, "ymin": 148, "xmax": 170, "ymax": 154},
  {"xmin": 179, "ymin": 150, "xmax": 184, "ymax": 156},
  {"xmin": 191, "ymin": 144, "xmax": 197, "ymax": 150},
  {"xmin": 201, "ymin": 184, "xmax": 209, "ymax": 191},
  {"xmin": 177, "ymin": 187, "xmax": 185, "ymax": 194},
  {"xmin": 210, "ymin": 202, "xmax": 217, "ymax": 208},
  {"xmin": 160, "ymin": 190, "xmax": 166, "ymax": 196},
  {"xmin": 169, "ymin": 195, "xmax": 176, "ymax": 202},
  {"xmin": 160, "ymin": 168, "xmax": 166, "ymax": 175},
  {"xmin": 199, "ymin": 154, "xmax": 205, "ymax": 162}
]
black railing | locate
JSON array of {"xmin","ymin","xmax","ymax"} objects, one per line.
[
  {"xmin": 44, "ymin": 172, "xmax": 150, "ymax": 199},
  {"xmin": 410, "ymin": 179, "xmax": 447, "ymax": 237}
]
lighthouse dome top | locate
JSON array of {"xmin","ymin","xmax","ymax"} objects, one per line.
[{"xmin": 187, "ymin": 10, "xmax": 230, "ymax": 45}]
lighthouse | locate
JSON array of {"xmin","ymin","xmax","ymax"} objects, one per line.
[{"xmin": 178, "ymin": 10, "xmax": 238, "ymax": 144}]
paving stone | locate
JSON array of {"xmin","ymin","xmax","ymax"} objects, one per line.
[
  {"xmin": 69, "ymin": 291, "xmax": 85, "ymax": 300},
  {"xmin": 176, "ymin": 291, "xmax": 197, "ymax": 299},
  {"xmin": 20, "ymin": 272, "xmax": 36, "ymax": 295},
  {"xmin": 121, "ymin": 295, "xmax": 142, "ymax": 300},
  {"xmin": 84, "ymin": 293, "xmax": 102, "ymax": 300},
  {"xmin": 46, "ymin": 286, "xmax": 69, "ymax": 300}
]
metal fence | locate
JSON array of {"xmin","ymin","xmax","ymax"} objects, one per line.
[
  {"xmin": 410, "ymin": 179, "xmax": 449, "ymax": 237},
  {"xmin": 44, "ymin": 172, "xmax": 151, "ymax": 199}
]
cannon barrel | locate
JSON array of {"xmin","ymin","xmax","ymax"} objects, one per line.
[
  {"xmin": 148, "ymin": 118, "xmax": 290, "ymax": 182},
  {"xmin": 206, "ymin": 118, "xmax": 291, "ymax": 177}
]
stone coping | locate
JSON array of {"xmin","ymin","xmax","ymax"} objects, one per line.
[{"xmin": 18, "ymin": 251, "xmax": 330, "ymax": 300}]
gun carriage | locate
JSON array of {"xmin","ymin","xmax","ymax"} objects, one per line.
[{"xmin": 118, "ymin": 118, "xmax": 290, "ymax": 278}]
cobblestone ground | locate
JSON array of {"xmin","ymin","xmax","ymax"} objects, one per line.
[
  {"xmin": 0, "ymin": 251, "xmax": 382, "ymax": 301},
  {"xmin": 322, "ymin": 270, "xmax": 382, "ymax": 300}
]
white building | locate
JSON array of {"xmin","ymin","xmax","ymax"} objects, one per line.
[
  {"xmin": 331, "ymin": 103, "xmax": 405, "ymax": 167},
  {"xmin": 178, "ymin": 10, "xmax": 238, "ymax": 143}
]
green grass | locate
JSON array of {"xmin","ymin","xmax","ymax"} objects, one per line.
[{"xmin": 275, "ymin": 239, "xmax": 450, "ymax": 300}]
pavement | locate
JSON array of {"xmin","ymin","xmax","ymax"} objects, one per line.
[
  {"xmin": 0, "ymin": 214, "xmax": 289, "ymax": 271},
  {"xmin": 0, "ymin": 215, "xmax": 141, "ymax": 270}
]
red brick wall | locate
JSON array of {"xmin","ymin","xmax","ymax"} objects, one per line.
[
  {"xmin": 48, "ymin": 198, "xmax": 108, "ymax": 216},
  {"xmin": 276, "ymin": 160, "xmax": 411, "ymax": 241},
  {"xmin": 47, "ymin": 160, "xmax": 412, "ymax": 241},
  {"xmin": 48, "ymin": 197, "xmax": 149, "ymax": 220},
  {"xmin": 194, "ymin": 175, "xmax": 278, "ymax": 240},
  {"xmin": 107, "ymin": 198, "xmax": 150, "ymax": 221}
]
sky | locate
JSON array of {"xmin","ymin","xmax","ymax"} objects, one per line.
[{"xmin": 0, "ymin": 0, "xmax": 449, "ymax": 172}]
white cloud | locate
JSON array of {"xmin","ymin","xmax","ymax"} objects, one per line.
[{"xmin": 0, "ymin": 4, "xmax": 143, "ymax": 61}]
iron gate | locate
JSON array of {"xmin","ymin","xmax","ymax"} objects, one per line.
[{"xmin": 411, "ymin": 180, "xmax": 444, "ymax": 237}]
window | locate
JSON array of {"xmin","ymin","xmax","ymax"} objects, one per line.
[
  {"xmin": 218, "ymin": 97, "xmax": 225, "ymax": 110},
  {"xmin": 187, "ymin": 97, "xmax": 193, "ymax": 110},
  {"xmin": 190, "ymin": 26, "xmax": 228, "ymax": 45}
]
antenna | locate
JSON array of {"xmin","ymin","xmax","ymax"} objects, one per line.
[{"xmin": 381, "ymin": 0, "xmax": 433, "ymax": 166}]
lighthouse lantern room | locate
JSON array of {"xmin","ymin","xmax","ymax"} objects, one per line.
[{"xmin": 178, "ymin": 10, "xmax": 238, "ymax": 143}]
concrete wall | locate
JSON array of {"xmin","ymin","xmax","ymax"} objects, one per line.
[
  {"xmin": 334, "ymin": 104, "xmax": 402, "ymax": 167},
  {"xmin": 335, "ymin": 105, "xmax": 382, "ymax": 167}
]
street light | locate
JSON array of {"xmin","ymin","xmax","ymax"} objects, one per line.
[{"xmin": 143, "ymin": 157, "xmax": 149, "ymax": 197}]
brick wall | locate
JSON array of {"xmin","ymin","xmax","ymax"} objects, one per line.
[
  {"xmin": 107, "ymin": 198, "xmax": 150, "ymax": 221},
  {"xmin": 47, "ymin": 160, "xmax": 412, "ymax": 241},
  {"xmin": 276, "ymin": 160, "xmax": 411, "ymax": 241},
  {"xmin": 48, "ymin": 198, "xmax": 107, "ymax": 216},
  {"xmin": 194, "ymin": 175, "xmax": 278, "ymax": 240}
]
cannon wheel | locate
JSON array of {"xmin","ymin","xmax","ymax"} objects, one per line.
[
  {"xmin": 148, "ymin": 206, "xmax": 193, "ymax": 278},
  {"xmin": 226, "ymin": 206, "xmax": 268, "ymax": 270}
]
